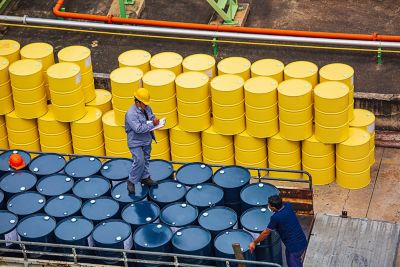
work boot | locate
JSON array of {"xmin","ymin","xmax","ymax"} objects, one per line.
[
  {"xmin": 142, "ymin": 177, "xmax": 157, "ymax": 187},
  {"xmin": 127, "ymin": 180, "xmax": 135, "ymax": 194}
]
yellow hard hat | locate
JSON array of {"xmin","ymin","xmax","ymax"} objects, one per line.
[{"xmin": 134, "ymin": 88, "xmax": 150, "ymax": 105}]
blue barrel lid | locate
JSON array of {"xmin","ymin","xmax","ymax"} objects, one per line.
[
  {"xmin": 55, "ymin": 216, "xmax": 94, "ymax": 242},
  {"xmin": 176, "ymin": 162, "xmax": 213, "ymax": 186},
  {"xmin": 160, "ymin": 202, "xmax": 198, "ymax": 228},
  {"xmin": 240, "ymin": 182, "xmax": 280, "ymax": 207},
  {"xmin": 81, "ymin": 197, "xmax": 119, "ymax": 222},
  {"xmin": 100, "ymin": 158, "xmax": 132, "ymax": 181},
  {"xmin": 44, "ymin": 194, "xmax": 82, "ymax": 219},
  {"xmin": 28, "ymin": 153, "xmax": 66, "ymax": 176},
  {"xmin": 7, "ymin": 191, "xmax": 46, "ymax": 216},
  {"xmin": 240, "ymin": 207, "xmax": 273, "ymax": 233},
  {"xmin": 212, "ymin": 166, "xmax": 250, "ymax": 189},
  {"xmin": 134, "ymin": 223, "xmax": 172, "ymax": 248},
  {"xmin": 0, "ymin": 170, "xmax": 37, "ymax": 194},
  {"xmin": 149, "ymin": 160, "xmax": 173, "ymax": 182},
  {"xmin": 0, "ymin": 210, "xmax": 18, "ymax": 234},
  {"xmin": 214, "ymin": 229, "xmax": 253, "ymax": 255},
  {"xmin": 121, "ymin": 201, "xmax": 160, "ymax": 226},
  {"xmin": 0, "ymin": 150, "xmax": 31, "ymax": 172},
  {"xmin": 72, "ymin": 175, "xmax": 110, "ymax": 199},
  {"xmin": 172, "ymin": 226, "xmax": 211, "ymax": 252},
  {"xmin": 149, "ymin": 180, "xmax": 187, "ymax": 205},
  {"xmin": 185, "ymin": 183, "xmax": 224, "ymax": 208},
  {"xmin": 111, "ymin": 181, "xmax": 148, "ymax": 203},
  {"xmin": 198, "ymin": 206, "xmax": 237, "ymax": 232},
  {"xmin": 17, "ymin": 213, "xmax": 56, "ymax": 239},
  {"xmin": 92, "ymin": 219, "xmax": 131, "ymax": 245},
  {"xmin": 36, "ymin": 174, "xmax": 74, "ymax": 197},
  {"xmin": 64, "ymin": 156, "xmax": 102, "ymax": 179}
]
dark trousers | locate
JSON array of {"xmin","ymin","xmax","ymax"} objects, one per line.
[{"xmin": 285, "ymin": 248, "xmax": 305, "ymax": 267}]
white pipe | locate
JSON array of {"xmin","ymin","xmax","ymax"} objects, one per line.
[{"xmin": 1, "ymin": 15, "xmax": 400, "ymax": 48}]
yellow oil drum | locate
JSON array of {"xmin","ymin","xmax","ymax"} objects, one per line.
[
  {"xmin": 170, "ymin": 125, "xmax": 202, "ymax": 157},
  {"xmin": 277, "ymin": 79, "xmax": 313, "ymax": 111},
  {"xmin": 319, "ymin": 63, "xmax": 354, "ymax": 89},
  {"xmin": 9, "ymin": 138, "xmax": 41, "ymax": 152},
  {"xmin": 112, "ymin": 94, "xmax": 135, "ymax": 111},
  {"xmin": 245, "ymin": 76, "xmax": 278, "ymax": 108},
  {"xmin": 102, "ymin": 110, "xmax": 130, "ymax": 156},
  {"xmin": 314, "ymin": 81, "xmax": 349, "ymax": 113},
  {"xmin": 284, "ymin": 61, "xmax": 318, "ymax": 87},
  {"xmin": 314, "ymin": 107, "xmax": 349, "ymax": 127},
  {"xmin": 217, "ymin": 57, "xmax": 251, "ymax": 80},
  {"xmin": 58, "ymin": 45, "xmax": 92, "ymax": 74},
  {"xmin": 5, "ymin": 110, "xmax": 36, "ymax": 131},
  {"xmin": 151, "ymin": 129, "xmax": 170, "ymax": 157},
  {"xmin": 118, "ymin": 49, "xmax": 151, "ymax": 73},
  {"xmin": 176, "ymin": 71, "xmax": 209, "ymax": 103},
  {"xmin": 86, "ymin": 89, "xmax": 112, "ymax": 114},
  {"xmin": 302, "ymin": 133, "xmax": 335, "ymax": 156},
  {"xmin": 5, "ymin": 110, "xmax": 40, "ymax": 151},
  {"xmin": 13, "ymin": 94, "xmax": 48, "ymax": 119},
  {"xmin": 74, "ymin": 143, "xmax": 105, "ymax": 157},
  {"xmin": 336, "ymin": 167, "xmax": 370, "ymax": 190},
  {"xmin": 251, "ymin": 59, "xmax": 284, "ymax": 82},
  {"xmin": 71, "ymin": 107, "xmax": 103, "ymax": 151},
  {"xmin": 202, "ymin": 124, "xmax": 234, "ymax": 163},
  {"xmin": 246, "ymin": 115, "xmax": 279, "ymax": 138},
  {"xmin": 38, "ymin": 106, "xmax": 72, "ymax": 149},
  {"xmin": 81, "ymin": 68, "xmax": 96, "ymax": 103},
  {"xmin": 110, "ymin": 67, "xmax": 143, "ymax": 97},
  {"xmin": 0, "ymin": 56, "xmax": 10, "ymax": 83},
  {"xmin": 234, "ymin": 131, "xmax": 267, "ymax": 175},
  {"xmin": 0, "ymin": 40, "xmax": 20, "ymax": 63},
  {"xmin": 9, "ymin": 59, "xmax": 43, "ymax": 89},
  {"xmin": 302, "ymin": 164, "xmax": 335, "ymax": 185},
  {"xmin": 182, "ymin": 54, "xmax": 216, "ymax": 78},
  {"xmin": 0, "ymin": 57, "xmax": 13, "ymax": 115},
  {"xmin": 42, "ymin": 142, "xmax": 73, "ymax": 154},
  {"xmin": 279, "ymin": 118, "xmax": 313, "ymax": 141},
  {"xmin": 47, "ymin": 63, "xmax": 81, "ymax": 92},
  {"xmin": 349, "ymin": 109, "xmax": 375, "ymax": 165},
  {"xmin": 268, "ymin": 161, "xmax": 302, "ymax": 179},
  {"xmin": 278, "ymin": 105, "xmax": 313, "ymax": 124},
  {"xmin": 113, "ymin": 106, "xmax": 128, "ymax": 127},
  {"xmin": 302, "ymin": 150, "xmax": 334, "ymax": 169},
  {"xmin": 150, "ymin": 52, "xmax": 183, "ymax": 75},
  {"xmin": 236, "ymin": 158, "xmax": 267, "ymax": 177},
  {"xmin": 0, "ymin": 115, "xmax": 8, "ymax": 149},
  {"xmin": 268, "ymin": 148, "xmax": 301, "ymax": 166},
  {"xmin": 268, "ymin": 132, "xmax": 300, "ymax": 153},
  {"xmin": 177, "ymin": 102, "xmax": 211, "ymax": 132},
  {"xmin": 336, "ymin": 128, "xmax": 370, "ymax": 160},
  {"xmin": 315, "ymin": 121, "xmax": 349, "ymax": 144},
  {"xmin": 0, "ymin": 93, "xmax": 14, "ymax": 115}
]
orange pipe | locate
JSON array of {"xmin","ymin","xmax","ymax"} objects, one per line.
[{"xmin": 53, "ymin": 0, "xmax": 400, "ymax": 42}]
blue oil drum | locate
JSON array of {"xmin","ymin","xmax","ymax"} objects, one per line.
[
  {"xmin": 44, "ymin": 195, "xmax": 82, "ymax": 222},
  {"xmin": 176, "ymin": 162, "xmax": 213, "ymax": 188},
  {"xmin": 36, "ymin": 174, "xmax": 74, "ymax": 197},
  {"xmin": 7, "ymin": 191, "xmax": 46, "ymax": 217},
  {"xmin": 81, "ymin": 197, "xmax": 120, "ymax": 225},
  {"xmin": 172, "ymin": 226, "xmax": 212, "ymax": 265},
  {"xmin": 92, "ymin": 219, "xmax": 133, "ymax": 265},
  {"xmin": 240, "ymin": 207, "xmax": 283, "ymax": 265},
  {"xmin": 121, "ymin": 201, "xmax": 160, "ymax": 231},
  {"xmin": 133, "ymin": 223, "xmax": 173, "ymax": 267},
  {"xmin": 185, "ymin": 183, "xmax": 224, "ymax": 212},
  {"xmin": 213, "ymin": 166, "xmax": 250, "ymax": 215},
  {"xmin": 100, "ymin": 158, "xmax": 132, "ymax": 185},
  {"xmin": 0, "ymin": 210, "xmax": 18, "ymax": 253},
  {"xmin": 64, "ymin": 156, "xmax": 102, "ymax": 179},
  {"xmin": 28, "ymin": 153, "xmax": 66, "ymax": 176},
  {"xmin": 0, "ymin": 150, "xmax": 31, "ymax": 174},
  {"xmin": 149, "ymin": 159, "xmax": 174, "ymax": 182},
  {"xmin": 240, "ymin": 182, "xmax": 280, "ymax": 212},
  {"xmin": 160, "ymin": 202, "xmax": 198, "ymax": 233},
  {"xmin": 198, "ymin": 206, "xmax": 238, "ymax": 237},
  {"xmin": 72, "ymin": 175, "xmax": 110, "ymax": 200},
  {"xmin": 149, "ymin": 180, "xmax": 187, "ymax": 209},
  {"xmin": 214, "ymin": 229, "xmax": 255, "ymax": 267},
  {"xmin": 0, "ymin": 190, "xmax": 4, "ymax": 209},
  {"xmin": 17, "ymin": 214, "xmax": 57, "ymax": 258},
  {"xmin": 0, "ymin": 170, "xmax": 37, "ymax": 198},
  {"xmin": 111, "ymin": 181, "xmax": 149, "ymax": 208}
]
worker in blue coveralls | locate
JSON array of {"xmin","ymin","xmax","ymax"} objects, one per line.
[
  {"xmin": 125, "ymin": 87, "xmax": 159, "ymax": 194},
  {"xmin": 249, "ymin": 195, "xmax": 307, "ymax": 267}
]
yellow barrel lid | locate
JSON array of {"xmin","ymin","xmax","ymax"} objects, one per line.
[
  {"xmin": 143, "ymin": 69, "xmax": 176, "ymax": 86},
  {"xmin": 0, "ymin": 56, "xmax": 9, "ymax": 71},
  {"xmin": 203, "ymin": 124, "xmax": 217, "ymax": 134},
  {"xmin": 58, "ymin": 46, "xmax": 91, "ymax": 62},
  {"xmin": 244, "ymin": 77, "xmax": 278, "ymax": 94},
  {"xmin": 218, "ymin": 57, "xmax": 251, "ymax": 74},
  {"xmin": 340, "ymin": 128, "xmax": 370, "ymax": 147},
  {"xmin": 320, "ymin": 63, "xmax": 354, "ymax": 80},
  {"xmin": 314, "ymin": 81, "xmax": 349, "ymax": 99},
  {"xmin": 102, "ymin": 110, "xmax": 118, "ymax": 127},
  {"xmin": 284, "ymin": 61, "xmax": 318, "ymax": 78},
  {"xmin": 47, "ymin": 62, "xmax": 80, "ymax": 79},
  {"xmin": 176, "ymin": 71, "xmax": 209, "ymax": 88},
  {"xmin": 110, "ymin": 67, "xmax": 143, "ymax": 84},
  {"xmin": 20, "ymin": 43, "xmax": 53, "ymax": 59},
  {"xmin": 6, "ymin": 109, "xmax": 28, "ymax": 120},
  {"xmin": 9, "ymin": 59, "xmax": 42, "ymax": 76},
  {"xmin": 269, "ymin": 132, "xmax": 286, "ymax": 141},
  {"xmin": 349, "ymin": 109, "xmax": 375, "ymax": 127},
  {"xmin": 211, "ymin": 74, "xmax": 244, "ymax": 92},
  {"xmin": 88, "ymin": 89, "xmax": 112, "ymax": 105},
  {"xmin": 182, "ymin": 54, "xmax": 215, "ymax": 70},
  {"xmin": 278, "ymin": 79, "xmax": 312, "ymax": 97},
  {"xmin": 73, "ymin": 107, "xmax": 102, "ymax": 124},
  {"xmin": 304, "ymin": 133, "xmax": 321, "ymax": 143},
  {"xmin": 251, "ymin": 59, "xmax": 284, "ymax": 76},
  {"xmin": 38, "ymin": 105, "xmax": 57, "ymax": 122},
  {"xmin": 0, "ymin": 40, "xmax": 20, "ymax": 56},
  {"xmin": 150, "ymin": 52, "xmax": 183, "ymax": 69},
  {"xmin": 118, "ymin": 49, "xmax": 151, "ymax": 66}
]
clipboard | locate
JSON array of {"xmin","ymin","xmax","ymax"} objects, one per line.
[{"xmin": 147, "ymin": 118, "xmax": 166, "ymax": 131}]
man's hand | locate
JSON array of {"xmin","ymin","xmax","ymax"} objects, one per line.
[
  {"xmin": 153, "ymin": 118, "xmax": 160, "ymax": 126},
  {"xmin": 248, "ymin": 241, "xmax": 256, "ymax": 253}
]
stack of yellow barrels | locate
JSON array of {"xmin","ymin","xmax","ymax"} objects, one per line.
[
  {"xmin": 314, "ymin": 82, "xmax": 350, "ymax": 143},
  {"xmin": 20, "ymin": 42, "xmax": 55, "ymax": 100},
  {"xmin": 170, "ymin": 125, "xmax": 202, "ymax": 166},
  {"xmin": 175, "ymin": 71, "xmax": 210, "ymax": 132},
  {"xmin": 278, "ymin": 79, "xmax": 313, "ymax": 141},
  {"xmin": 202, "ymin": 125, "xmax": 234, "ymax": 170},
  {"xmin": 211, "ymin": 74, "xmax": 245, "ymax": 135},
  {"xmin": 0, "ymin": 115, "xmax": 9, "ymax": 149},
  {"xmin": 47, "ymin": 63, "xmax": 87, "ymax": 122},
  {"xmin": 58, "ymin": 46, "xmax": 96, "ymax": 103},
  {"xmin": 234, "ymin": 131, "xmax": 267, "ymax": 176},
  {"xmin": 150, "ymin": 52, "xmax": 183, "ymax": 75},
  {"xmin": 151, "ymin": 130, "xmax": 171, "ymax": 160},
  {"xmin": 268, "ymin": 133, "xmax": 301, "ymax": 179},
  {"xmin": 182, "ymin": 54, "xmax": 216, "ymax": 78},
  {"xmin": 102, "ymin": 110, "xmax": 130, "ymax": 158},
  {"xmin": 86, "ymin": 89, "xmax": 112, "ymax": 114},
  {"xmin": 0, "ymin": 56, "xmax": 14, "ymax": 115},
  {"xmin": 143, "ymin": 69, "xmax": 177, "ymax": 129},
  {"xmin": 110, "ymin": 67, "xmax": 144, "ymax": 125},
  {"xmin": 0, "ymin": 40, "xmax": 20, "ymax": 63},
  {"xmin": 6, "ymin": 110, "xmax": 40, "ymax": 151},
  {"xmin": 118, "ymin": 49, "xmax": 152, "ymax": 73},
  {"xmin": 302, "ymin": 134, "xmax": 335, "ymax": 185},
  {"xmin": 38, "ymin": 105, "xmax": 73, "ymax": 154},
  {"xmin": 217, "ymin": 57, "xmax": 251, "ymax": 80},
  {"xmin": 336, "ymin": 128, "xmax": 371, "ymax": 189},
  {"xmin": 284, "ymin": 61, "xmax": 319, "ymax": 87},
  {"xmin": 244, "ymin": 77, "xmax": 279, "ymax": 138},
  {"xmin": 71, "ymin": 107, "xmax": 104, "ymax": 156},
  {"xmin": 251, "ymin": 59, "xmax": 284, "ymax": 82}
]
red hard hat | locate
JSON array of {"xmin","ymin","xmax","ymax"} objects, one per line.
[{"xmin": 9, "ymin": 154, "xmax": 25, "ymax": 170}]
